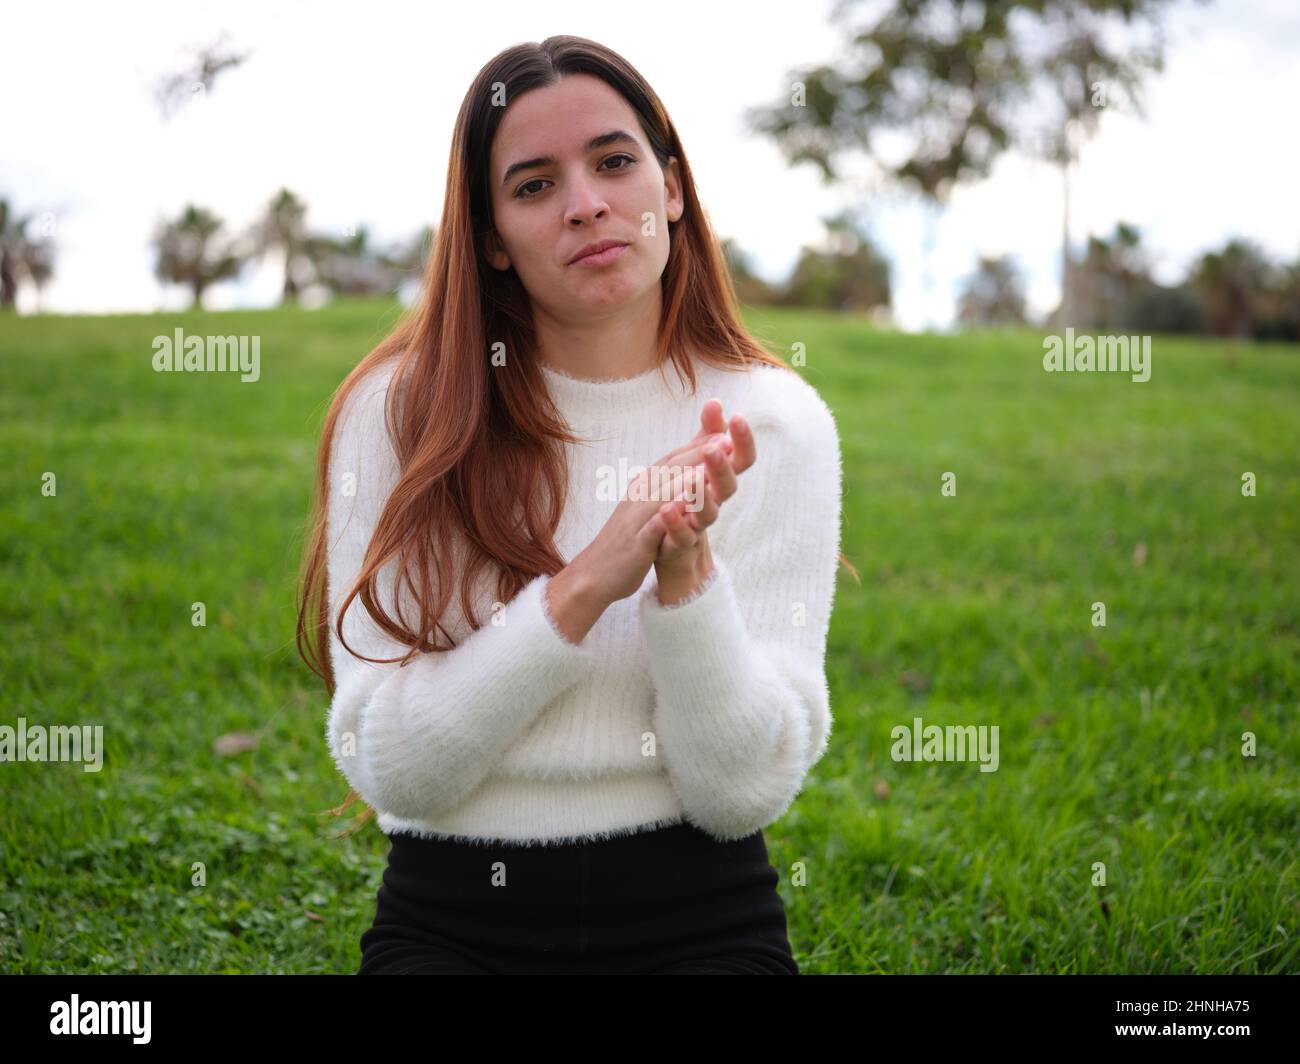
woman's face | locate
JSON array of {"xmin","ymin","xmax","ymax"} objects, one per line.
[{"xmin": 485, "ymin": 73, "xmax": 683, "ymax": 321}]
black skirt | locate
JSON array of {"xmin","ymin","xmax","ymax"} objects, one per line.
[{"xmin": 357, "ymin": 819, "xmax": 800, "ymax": 974}]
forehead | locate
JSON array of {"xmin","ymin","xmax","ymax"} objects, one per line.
[{"xmin": 491, "ymin": 74, "xmax": 641, "ymax": 178}]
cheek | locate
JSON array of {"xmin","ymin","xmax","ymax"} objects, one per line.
[
  {"xmin": 498, "ymin": 212, "xmax": 549, "ymax": 272},
  {"xmin": 634, "ymin": 183, "xmax": 671, "ymax": 241}
]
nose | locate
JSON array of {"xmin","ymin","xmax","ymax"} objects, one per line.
[{"xmin": 563, "ymin": 172, "xmax": 609, "ymax": 227}]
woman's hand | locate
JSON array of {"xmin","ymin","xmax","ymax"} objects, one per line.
[
  {"xmin": 563, "ymin": 419, "xmax": 739, "ymax": 607},
  {"xmin": 641, "ymin": 400, "xmax": 756, "ymax": 600},
  {"xmin": 646, "ymin": 399, "xmax": 755, "ymax": 549},
  {"xmin": 558, "ymin": 398, "xmax": 754, "ymax": 613}
]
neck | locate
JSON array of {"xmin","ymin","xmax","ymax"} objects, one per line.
[{"xmin": 532, "ymin": 284, "xmax": 663, "ymax": 381}]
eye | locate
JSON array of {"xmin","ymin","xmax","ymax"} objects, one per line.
[
  {"xmin": 512, "ymin": 154, "xmax": 637, "ymax": 200},
  {"xmin": 514, "ymin": 178, "xmax": 547, "ymax": 200}
]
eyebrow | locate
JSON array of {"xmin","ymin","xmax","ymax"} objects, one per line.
[{"xmin": 500, "ymin": 130, "xmax": 640, "ymax": 188}]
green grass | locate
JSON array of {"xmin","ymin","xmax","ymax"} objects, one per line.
[{"xmin": 1, "ymin": 300, "xmax": 1296, "ymax": 973}]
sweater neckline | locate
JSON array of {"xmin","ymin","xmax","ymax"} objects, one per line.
[{"xmin": 540, "ymin": 356, "xmax": 692, "ymax": 421}]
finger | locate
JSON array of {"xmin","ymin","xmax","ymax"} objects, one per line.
[
  {"xmin": 662, "ymin": 463, "xmax": 703, "ymax": 515},
  {"xmin": 656, "ymin": 430, "xmax": 733, "ymax": 470},
  {"xmin": 676, "ymin": 467, "xmax": 718, "ymax": 529},
  {"xmin": 653, "ymin": 430, "xmax": 740, "ymax": 495},
  {"xmin": 659, "ymin": 501, "xmax": 696, "ymax": 549},
  {"xmin": 726, "ymin": 413, "xmax": 757, "ymax": 474},
  {"xmin": 651, "ymin": 398, "xmax": 729, "ymax": 467},
  {"xmin": 654, "ymin": 406, "xmax": 724, "ymax": 466},
  {"xmin": 703, "ymin": 439, "xmax": 738, "ymax": 503},
  {"xmin": 656, "ymin": 450, "xmax": 732, "ymax": 520},
  {"xmin": 639, "ymin": 445, "xmax": 731, "ymax": 524},
  {"xmin": 699, "ymin": 397, "xmax": 727, "ymax": 438},
  {"xmin": 637, "ymin": 510, "xmax": 668, "ymax": 554},
  {"xmin": 682, "ymin": 399, "xmax": 725, "ymax": 447}
]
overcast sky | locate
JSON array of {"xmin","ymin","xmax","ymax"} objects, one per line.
[{"xmin": 5, "ymin": 0, "xmax": 1298, "ymax": 329}]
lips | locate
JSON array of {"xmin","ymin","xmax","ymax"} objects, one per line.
[{"xmin": 568, "ymin": 239, "xmax": 629, "ymax": 265}]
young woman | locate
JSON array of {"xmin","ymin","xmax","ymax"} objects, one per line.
[{"xmin": 296, "ymin": 34, "xmax": 852, "ymax": 975}]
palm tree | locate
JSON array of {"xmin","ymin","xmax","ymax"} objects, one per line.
[
  {"xmin": 0, "ymin": 199, "xmax": 58, "ymax": 311},
  {"xmin": 151, "ymin": 204, "xmax": 246, "ymax": 309},
  {"xmin": 957, "ymin": 255, "xmax": 1027, "ymax": 327},
  {"xmin": 23, "ymin": 230, "xmax": 55, "ymax": 310},
  {"xmin": 1072, "ymin": 222, "xmax": 1150, "ymax": 330},
  {"xmin": 309, "ymin": 226, "xmax": 389, "ymax": 296},
  {"xmin": 248, "ymin": 188, "xmax": 317, "ymax": 304},
  {"xmin": 1191, "ymin": 240, "xmax": 1271, "ymax": 339}
]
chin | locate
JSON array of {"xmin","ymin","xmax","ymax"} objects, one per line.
[{"xmin": 571, "ymin": 272, "xmax": 644, "ymax": 307}]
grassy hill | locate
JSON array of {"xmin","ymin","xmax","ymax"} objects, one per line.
[{"xmin": 1, "ymin": 299, "xmax": 1296, "ymax": 973}]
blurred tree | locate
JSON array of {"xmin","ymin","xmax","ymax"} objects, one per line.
[
  {"xmin": 1191, "ymin": 239, "xmax": 1276, "ymax": 340},
  {"xmin": 153, "ymin": 32, "xmax": 250, "ymax": 120},
  {"xmin": 309, "ymin": 226, "xmax": 384, "ymax": 296},
  {"xmin": 778, "ymin": 210, "xmax": 891, "ymax": 312},
  {"xmin": 376, "ymin": 224, "xmax": 435, "ymax": 290},
  {"xmin": 151, "ymin": 204, "xmax": 246, "ymax": 309},
  {"xmin": 1242, "ymin": 257, "xmax": 1300, "ymax": 340},
  {"xmin": 1070, "ymin": 222, "xmax": 1209, "ymax": 334},
  {"xmin": 302, "ymin": 223, "xmax": 434, "ymax": 300},
  {"xmin": 1028, "ymin": 2, "xmax": 1180, "ymax": 327},
  {"xmin": 746, "ymin": 0, "xmax": 1189, "ymax": 327},
  {"xmin": 0, "ymin": 199, "xmax": 57, "ymax": 311},
  {"xmin": 721, "ymin": 237, "xmax": 780, "ymax": 307},
  {"xmin": 1127, "ymin": 282, "xmax": 1204, "ymax": 334},
  {"xmin": 248, "ymin": 189, "xmax": 316, "ymax": 304},
  {"xmin": 1073, "ymin": 221, "xmax": 1150, "ymax": 329},
  {"xmin": 957, "ymin": 254, "xmax": 1027, "ymax": 326},
  {"xmin": 22, "ymin": 234, "xmax": 55, "ymax": 313},
  {"xmin": 1254, "ymin": 258, "xmax": 1300, "ymax": 341}
]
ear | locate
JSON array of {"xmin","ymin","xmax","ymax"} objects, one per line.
[
  {"xmin": 481, "ymin": 229, "xmax": 511, "ymax": 272},
  {"xmin": 663, "ymin": 156, "xmax": 684, "ymax": 225}
]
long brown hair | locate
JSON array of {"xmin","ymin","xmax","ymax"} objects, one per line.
[{"xmin": 297, "ymin": 34, "xmax": 859, "ymax": 833}]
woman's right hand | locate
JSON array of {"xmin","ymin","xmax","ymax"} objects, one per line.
[{"xmin": 571, "ymin": 429, "xmax": 735, "ymax": 606}]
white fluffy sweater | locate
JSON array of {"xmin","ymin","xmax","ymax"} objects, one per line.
[{"xmin": 323, "ymin": 353, "xmax": 843, "ymax": 847}]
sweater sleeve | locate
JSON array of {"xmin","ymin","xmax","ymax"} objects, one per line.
[
  {"xmin": 635, "ymin": 380, "xmax": 843, "ymax": 841},
  {"xmin": 323, "ymin": 368, "xmax": 595, "ymax": 822}
]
